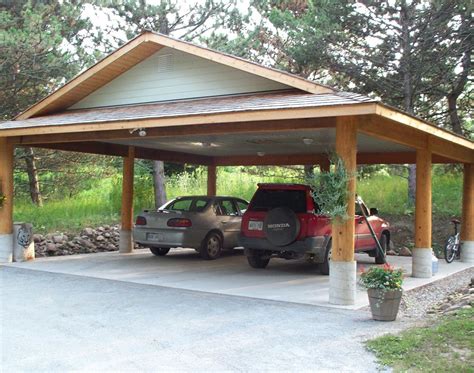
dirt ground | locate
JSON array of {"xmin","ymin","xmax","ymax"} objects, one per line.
[{"xmin": 385, "ymin": 213, "xmax": 459, "ymax": 257}]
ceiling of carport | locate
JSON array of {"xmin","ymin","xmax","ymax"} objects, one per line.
[{"xmin": 107, "ymin": 129, "xmax": 412, "ymax": 157}]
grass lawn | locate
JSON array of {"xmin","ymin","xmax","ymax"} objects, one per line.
[{"xmin": 367, "ymin": 308, "xmax": 474, "ymax": 372}]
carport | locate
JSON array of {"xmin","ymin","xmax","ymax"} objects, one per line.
[{"xmin": 1, "ymin": 31, "xmax": 473, "ymax": 305}]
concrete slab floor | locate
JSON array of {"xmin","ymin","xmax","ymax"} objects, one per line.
[{"xmin": 4, "ymin": 248, "xmax": 472, "ymax": 309}]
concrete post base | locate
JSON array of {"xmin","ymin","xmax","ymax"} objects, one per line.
[
  {"xmin": 0, "ymin": 233, "xmax": 13, "ymax": 263},
  {"xmin": 329, "ymin": 260, "xmax": 356, "ymax": 305},
  {"xmin": 461, "ymin": 241, "xmax": 474, "ymax": 263},
  {"xmin": 119, "ymin": 229, "xmax": 133, "ymax": 253},
  {"xmin": 412, "ymin": 248, "xmax": 432, "ymax": 278}
]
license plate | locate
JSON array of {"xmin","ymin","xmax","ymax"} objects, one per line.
[
  {"xmin": 147, "ymin": 233, "xmax": 164, "ymax": 242},
  {"xmin": 248, "ymin": 221, "xmax": 263, "ymax": 231}
]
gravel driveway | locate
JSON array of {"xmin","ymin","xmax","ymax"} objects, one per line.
[{"xmin": 1, "ymin": 266, "xmax": 414, "ymax": 372}]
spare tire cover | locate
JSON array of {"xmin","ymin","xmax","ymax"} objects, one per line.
[{"xmin": 263, "ymin": 207, "xmax": 300, "ymax": 247}]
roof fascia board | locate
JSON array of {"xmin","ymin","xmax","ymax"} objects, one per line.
[{"xmin": 1, "ymin": 103, "xmax": 376, "ymax": 138}]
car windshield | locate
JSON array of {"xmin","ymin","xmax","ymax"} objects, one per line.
[
  {"xmin": 249, "ymin": 189, "xmax": 307, "ymax": 213},
  {"xmin": 163, "ymin": 197, "xmax": 210, "ymax": 212}
]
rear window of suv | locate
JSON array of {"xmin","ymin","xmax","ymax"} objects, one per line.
[{"xmin": 249, "ymin": 189, "xmax": 307, "ymax": 213}]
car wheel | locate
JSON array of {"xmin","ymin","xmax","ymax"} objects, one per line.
[
  {"xmin": 247, "ymin": 249, "xmax": 270, "ymax": 269},
  {"xmin": 375, "ymin": 234, "xmax": 387, "ymax": 264},
  {"xmin": 320, "ymin": 240, "xmax": 332, "ymax": 275},
  {"xmin": 200, "ymin": 232, "xmax": 223, "ymax": 260},
  {"xmin": 150, "ymin": 247, "xmax": 171, "ymax": 256}
]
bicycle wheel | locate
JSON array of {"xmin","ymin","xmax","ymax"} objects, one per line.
[{"xmin": 444, "ymin": 235, "xmax": 457, "ymax": 263}]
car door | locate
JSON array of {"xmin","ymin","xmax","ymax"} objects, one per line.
[
  {"xmin": 217, "ymin": 198, "xmax": 243, "ymax": 249},
  {"xmin": 355, "ymin": 201, "xmax": 377, "ymax": 250}
]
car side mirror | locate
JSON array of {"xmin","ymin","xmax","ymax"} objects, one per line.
[{"xmin": 370, "ymin": 207, "xmax": 378, "ymax": 216}]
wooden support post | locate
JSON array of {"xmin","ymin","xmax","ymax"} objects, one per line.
[
  {"xmin": 207, "ymin": 165, "xmax": 217, "ymax": 196},
  {"xmin": 329, "ymin": 118, "xmax": 357, "ymax": 305},
  {"xmin": 0, "ymin": 138, "xmax": 14, "ymax": 262},
  {"xmin": 412, "ymin": 148, "xmax": 432, "ymax": 277},
  {"xmin": 320, "ymin": 158, "xmax": 330, "ymax": 173},
  {"xmin": 119, "ymin": 146, "xmax": 135, "ymax": 253},
  {"xmin": 461, "ymin": 163, "xmax": 474, "ymax": 263}
]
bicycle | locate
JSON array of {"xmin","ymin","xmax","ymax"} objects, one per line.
[{"xmin": 444, "ymin": 219, "xmax": 462, "ymax": 263}]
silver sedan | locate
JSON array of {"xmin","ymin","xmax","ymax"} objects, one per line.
[{"xmin": 133, "ymin": 196, "xmax": 249, "ymax": 260}]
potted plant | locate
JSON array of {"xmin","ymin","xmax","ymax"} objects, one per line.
[{"xmin": 360, "ymin": 263, "xmax": 404, "ymax": 321}]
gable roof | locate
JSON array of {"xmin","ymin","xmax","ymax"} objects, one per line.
[{"xmin": 16, "ymin": 31, "xmax": 335, "ymax": 120}]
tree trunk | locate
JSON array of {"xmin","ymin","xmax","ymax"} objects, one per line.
[
  {"xmin": 400, "ymin": 2, "xmax": 416, "ymax": 206},
  {"xmin": 24, "ymin": 147, "xmax": 43, "ymax": 206},
  {"xmin": 446, "ymin": 45, "xmax": 470, "ymax": 135},
  {"xmin": 304, "ymin": 165, "xmax": 314, "ymax": 180},
  {"xmin": 153, "ymin": 160, "xmax": 167, "ymax": 209}
]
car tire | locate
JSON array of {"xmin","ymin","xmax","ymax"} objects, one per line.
[
  {"xmin": 375, "ymin": 234, "xmax": 388, "ymax": 264},
  {"xmin": 247, "ymin": 250, "xmax": 270, "ymax": 269},
  {"xmin": 320, "ymin": 239, "xmax": 332, "ymax": 275},
  {"xmin": 200, "ymin": 232, "xmax": 223, "ymax": 260},
  {"xmin": 150, "ymin": 247, "xmax": 171, "ymax": 256}
]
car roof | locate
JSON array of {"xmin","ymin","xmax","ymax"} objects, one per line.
[
  {"xmin": 174, "ymin": 196, "xmax": 247, "ymax": 201},
  {"xmin": 257, "ymin": 183, "xmax": 310, "ymax": 190}
]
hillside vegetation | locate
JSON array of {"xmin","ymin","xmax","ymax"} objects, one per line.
[{"xmin": 14, "ymin": 167, "xmax": 462, "ymax": 235}]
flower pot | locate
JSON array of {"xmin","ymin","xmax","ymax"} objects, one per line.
[{"xmin": 367, "ymin": 288, "xmax": 402, "ymax": 321}]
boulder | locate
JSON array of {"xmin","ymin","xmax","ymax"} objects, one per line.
[
  {"xmin": 399, "ymin": 247, "xmax": 412, "ymax": 256},
  {"xmin": 46, "ymin": 243, "xmax": 57, "ymax": 253}
]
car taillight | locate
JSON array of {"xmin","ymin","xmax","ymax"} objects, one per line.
[
  {"xmin": 135, "ymin": 216, "xmax": 147, "ymax": 226},
  {"xmin": 167, "ymin": 218, "xmax": 192, "ymax": 227}
]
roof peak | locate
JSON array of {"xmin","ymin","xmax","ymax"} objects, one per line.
[{"xmin": 16, "ymin": 31, "xmax": 335, "ymax": 120}]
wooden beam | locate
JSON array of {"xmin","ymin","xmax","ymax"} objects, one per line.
[
  {"xmin": 429, "ymin": 136, "xmax": 474, "ymax": 164},
  {"xmin": 15, "ymin": 118, "xmax": 337, "ymax": 145},
  {"xmin": 415, "ymin": 148, "xmax": 432, "ymax": 249},
  {"xmin": 29, "ymin": 141, "xmax": 213, "ymax": 165},
  {"xmin": 207, "ymin": 165, "xmax": 217, "ymax": 196},
  {"xmin": 1, "ymin": 104, "xmax": 375, "ymax": 138},
  {"xmin": 358, "ymin": 115, "xmax": 428, "ymax": 150},
  {"xmin": 215, "ymin": 154, "xmax": 327, "ymax": 166},
  {"xmin": 332, "ymin": 117, "xmax": 357, "ymax": 262},
  {"xmin": 462, "ymin": 163, "xmax": 474, "ymax": 241},
  {"xmin": 0, "ymin": 138, "xmax": 13, "ymax": 236},
  {"xmin": 214, "ymin": 152, "xmax": 453, "ymax": 166},
  {"xmin": 119, "ymin": 146, "xmax": 135, "ymax": 253},
  {"xmin": 375, "ymin": 103, "xmax": 473, "ymax": 151},
  {"xmin": 319, "ymin": 158, "xmax": 330, "ymax": 172}
]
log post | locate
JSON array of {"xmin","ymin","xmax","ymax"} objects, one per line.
[
  {"xmin": 320, "ymin": 158, "xmax": 330, "ymax": 173},
  {"xmin": 329, "ymin": 117, "xmax": 357, "ymax": 305},
  {"xmin": 461, "ymin": 163, "xmax": 474, "ymax": 263},
  {"xmin": 207, "ymin": 165, "xmax": 217, "ymax": 196},
  {"xmin": 412, "ymin": 148, "xmax": 432, "ymax": 277},
  {"xmin": 119, "ymin": 146, "xmax": 135, "ymax": 253},
  {"xmin": 0, "ymin": 138, "xmax": 14, "ymax": 262}
]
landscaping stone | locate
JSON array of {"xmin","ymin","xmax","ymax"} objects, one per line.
[
  {"xmin": 386, "ymin": 249, "xmax": 397, "ymax": 256},
  {"xmin": 33, "ymin": 225, "xmax": 129, "ymax": 257}
]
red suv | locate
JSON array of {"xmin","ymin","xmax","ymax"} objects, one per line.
[{"xmin": 239, "ymin": 183, "xmax": 390, "ymax": 274}]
